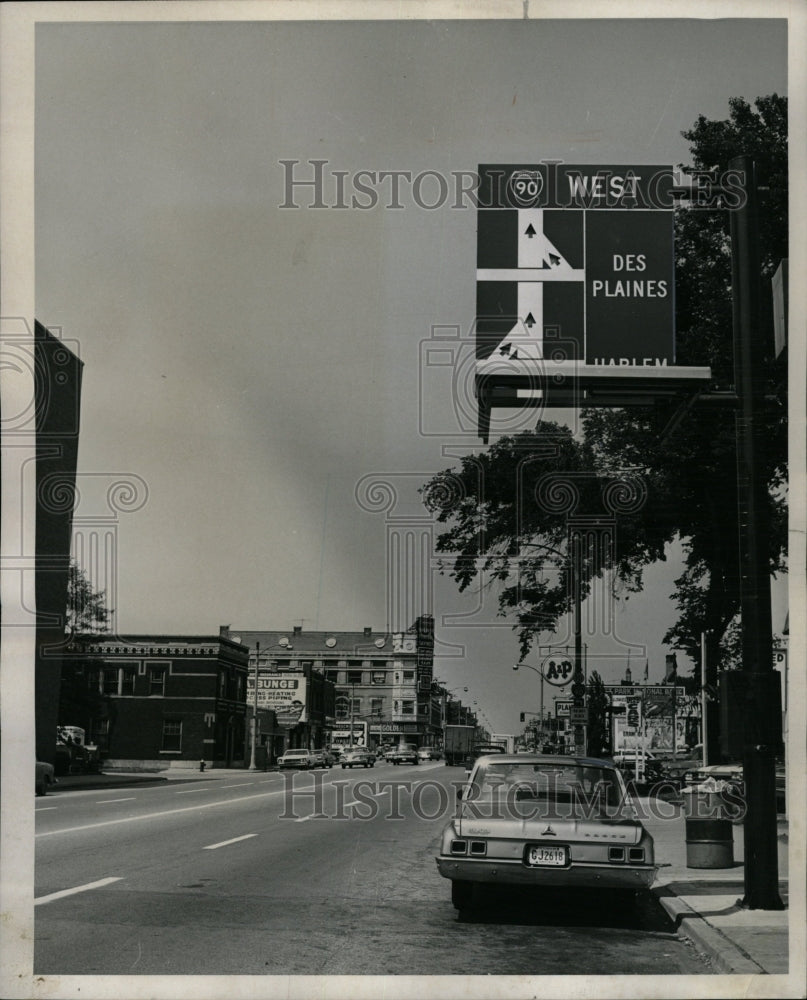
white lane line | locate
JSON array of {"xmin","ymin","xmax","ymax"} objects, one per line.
[
  {"xmin": 35, "ymin": 877, "xmax": 122, "ymax": 906},
  {"xmin": 97, "ymin": 798, "xmax": 137, "ymax": 804},
  {"xmin": 36, "ymin": 807, "xmax": 58, "ymax": 812},
  {"xmin": 221, "ymin": 782, "xmax": 255, "ymax": 789},
  {"xmin": 202, "ymin": 833, "xmax": 258, "ymax": 850},
  {"xmin": 36, "ymin": 786, "xmax": 290, "ymax": 838},
  {"xmin": 175, "ymin": 787, "xmax": 215, "ymax": 795},
  {"xmin": 294, "ymin": 789, "xmax": 387, "ymax": 822}
]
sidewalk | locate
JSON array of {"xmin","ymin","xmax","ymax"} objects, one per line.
[
  {"xmin": 50, "ymin": 765, "xmax": 269, "ymax": 792},
  {"xmin": 641, "ymin": 797, "xmax": 789, "ymax": 974}
]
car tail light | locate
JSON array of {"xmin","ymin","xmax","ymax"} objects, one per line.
[
  {"xmin": 608, "ymin": 847, "xmax": 626, "ymax": 863},
  {"xmin": 629, "ymin": 847, "xmax": 645, "ymax": 863},
  {"xmin": 470, "ymin": 841, "xmax": 487, "ymax": 857},
  {"xmin": 450, "ymin": 840, "xmax": 468, "ymax": 855}
]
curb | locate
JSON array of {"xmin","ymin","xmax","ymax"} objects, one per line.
[{"xmin": 654, "ymin": 890, "xmax": 765, "ymax": 974}]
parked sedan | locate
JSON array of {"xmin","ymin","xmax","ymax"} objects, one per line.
[
  {"xmin": 277, "ymin": 748, "xmax": 317, "ymax": 769},
  {"xmin": 340, "ymin": 747, "xmax": 375, "ymax": 769},
  {"xmin": 36, "ymin": 759, "xmax": 56, "ymax": 796},
  {"xmin": 436, "ymin": 754, "xmax": 657, "ymax": 912}
]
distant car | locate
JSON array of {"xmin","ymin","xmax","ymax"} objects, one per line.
[
  {"xmin": 36, "ymin": 760, "xmax": 56, "ymax": 796},
  {"xmin": 418, "ymin": 747, "xmax": 441, "ymax": 761},
  {"xmin": 436, "ymin": 753, "xmax": 657, "ymax": 912},
  {"xmin": 341, "ymin": 747, "xmax": 375, "ymax": 769},
  {"xmin": 278, "ymin": 749, "xmax": 317, "ymax": 769},
  {"xmin": 682, "ymin": 761, "xmax": 744, "ymax": 791},
  {"xmin": 387, "ymin": 744, "xmax": 419, "ymax": 765},
  {"xmin": 310, "ymin": 749, "xmax": 336, "ymax": 768}
]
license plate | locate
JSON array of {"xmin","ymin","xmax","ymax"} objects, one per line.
[{"xmin": 526, "ymin": 846, "xmax": 567, "ymax": 867}]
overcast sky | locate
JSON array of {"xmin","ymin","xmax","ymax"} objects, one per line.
[{"xmin": 34, "ymin": 14, "xmax": 789, "ymax": 733}]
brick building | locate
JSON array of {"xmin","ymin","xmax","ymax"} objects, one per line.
[
  {"xmin": 225, "ymin": 615, "xmax": 439, "ymax": 750},
  {"xmin": 62, "ymin": 634, "xmax": 252, "ymax": 769}
]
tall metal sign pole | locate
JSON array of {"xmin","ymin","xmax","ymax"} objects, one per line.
[
  {"xmin": 249, "ymin": 641, "xmax": 260, "ymax": 771},
  {"xmin": 729, "ymin": 155, "xmax": 783, "ymax": 910}
]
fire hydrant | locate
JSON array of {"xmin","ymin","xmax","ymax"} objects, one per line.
[{"xmin": 199, "ymin": 759, "xmax": 206, "ymax": 772}]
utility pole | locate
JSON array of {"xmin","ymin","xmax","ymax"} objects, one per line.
[
  {"xmin": 729, "ymin": 155, "xmax": 783, "ymax": 910},
  {"xmin": 249, "ymin": 641, "xmax": 260, "ymax": 771}
]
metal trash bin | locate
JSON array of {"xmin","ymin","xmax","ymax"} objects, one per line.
[{"xmin": 682, "ymin": 787, "xmax": 734, "ymax": 869}]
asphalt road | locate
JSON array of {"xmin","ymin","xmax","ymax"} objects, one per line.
[{"xmin": 35, "ymin": 763, "xmax": 709, "ymax": 976}]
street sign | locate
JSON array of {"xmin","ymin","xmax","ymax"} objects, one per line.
[
  {"xmin": 475, "ymin": 163, "xmax": 711, "ymax": 438},
  {"xmin": 570, "ymin": 705, "xmax": 588, "ymax": 725}
]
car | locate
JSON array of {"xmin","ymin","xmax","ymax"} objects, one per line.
[
  {"xmin": 436, "ymin": 753, "xmax": 657, "ymax": 912},
  {"xmin": 418, "ymin": 747, "xmax": 441, "ymax": 761},
  {"xmin": 387, "ymin": 743, "xmax": 419, "ymax": 765},
  {"xmin": 277, "ymin": 748, "xmax": 317, "ymax": 769},
  {"xmin": 340, "ymin": 746, "xmax": 375, "ymax": 768},
  {"xmin": 309, "ymin": 749, "xmax": 336, "ymax": 768},
  {"xmin": 682, "ymin": 761, "xmax": 744, "ymax": 791},
  {"xmin": 36, "ymin": 759, "xmax": 56, "ymax": 796}
]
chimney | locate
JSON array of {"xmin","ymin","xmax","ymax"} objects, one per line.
[
  {"xmin": 293, "ymin": 625, "xmax": 302, "ymax": 635},
  {"xmin": 219, "ymin": 625, "xmax": 231, "ymax": 637},
  {"xmin": 363, "ymin": 627, "xmax": 372, "ymax": 637}
]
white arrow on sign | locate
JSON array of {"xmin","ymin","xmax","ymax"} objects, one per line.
[{"xmin": 482, "ymin": 209, "xmax": 584, "ymax": 367}]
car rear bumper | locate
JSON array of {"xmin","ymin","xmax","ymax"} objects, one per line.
[{"xmin": 435, "ymin": 856, "xmax": 657, "ymax": 890}]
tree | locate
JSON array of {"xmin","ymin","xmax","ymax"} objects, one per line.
[
  {"xmin": 60, "ymin": 562, "xmax": 113, "ymax": 735},
  {"xmin": 421, "ymin": 96, "xmax": 787, "ymax": 674},
  {"xmin": 66, "ymin": 561, "xmax": 113, "ymax": 635}
]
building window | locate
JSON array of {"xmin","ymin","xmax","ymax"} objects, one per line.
[
  {"xmin": 149, "ymin": 667, "xmax": 166, "ymax": 695},
  {"xmin": 370, "ymin": 697, "xmax": 384, "ymax": 718},
  {"xmin": 402, "ymin": 700, "xmax": 415, "ymax": 715},
  {"xmin": 161, "ymin": 719, "xmax": 182, "ymax": 752},
  {"xmin": 347, "ymin": 670, "xmax": 362, "ymax": 685},
  {"xmin": 325, "ymin": 670, "xmax": 339, "ymax": 683},
  {"xmin": 351, "ymin": 697, "xmax": 361, "ymax": 715},
  {"xmin": 121, "ymin": 668, "xmax": 136, "ymax": 696},
  {"xmin": 371, "ymin": 671, "xmax": 386, "ymax": 684},
  {"xmin": 403, "ymin": 670, "xmax": 415, "ymax": 683},
  {"xmin": 219, "ymin": 671, "xmax": 227, "ymax": 697},
  {"xmin": 102, "ymin": 668, "xmax": 118, "ymax": 695}
]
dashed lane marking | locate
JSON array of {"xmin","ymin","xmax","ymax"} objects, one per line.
[
  {"xmin": 202, "ymin": 833, "xmax": 258, "ymax": 850},
  {"xmin": 97, "ymin": 798, "xmax": 137, "ymax": 804},
  {"xmin": 35, "ymin": 877, "xmax": 123, "ymax": 906}
]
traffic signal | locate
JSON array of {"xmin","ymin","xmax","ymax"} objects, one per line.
[{"xmin": 520, "ymin": 712, "xmax": 525, "ymax": 722}]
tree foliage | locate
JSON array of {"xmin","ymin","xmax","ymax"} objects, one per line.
[
  {"xmin": 585, "ymin": 671, "xmax": 609, "ymax": 758},
  {"xmin": 421, "ymin": 96, "xmax": 788, "ymax": 670},
  {"xmin": 66, "ymin": 561, "xmax": 112, "ymax": 636}
]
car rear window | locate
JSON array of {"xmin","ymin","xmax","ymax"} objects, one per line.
[{"xmin": 466, "ymin": 761, "xmax": 624, "ymax": 814}]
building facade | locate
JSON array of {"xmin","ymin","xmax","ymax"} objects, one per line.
[
  {"xmin": 225, "ymin": 615, "xmax": 439, "ymax": 750},
  {"xmin": 35, "ymin": 321, "xmax": 83, "ymax": 764},
  {"xmin": 62, "ymin": 634, "xmax": 251, "ymax": 769}
]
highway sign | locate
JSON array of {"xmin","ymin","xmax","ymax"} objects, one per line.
[{"xmin": 475, "ymin": 163, "xmax": 711, "ymax": 438}]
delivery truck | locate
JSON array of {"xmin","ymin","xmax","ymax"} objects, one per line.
[
  {"xmin": 489, "ymin": 733, "xmax": 516, "ymax": 755},
  {"xmin": 443, "ymin": 724, "xmax": 476, "ymax": 766}
]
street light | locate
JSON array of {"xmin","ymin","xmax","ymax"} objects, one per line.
[{"xmin": 513, "ymin": 662, "xmax": 548, "ymax": 744}]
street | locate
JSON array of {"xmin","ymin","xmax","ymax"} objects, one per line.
[{"xmin": 35, "ymin": 763, "xmax": 709, "ymax": 976}]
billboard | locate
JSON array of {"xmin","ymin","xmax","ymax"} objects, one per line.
[{"xmin": 248, "ymin": 673, "xmax": 307, "ymax": 727}]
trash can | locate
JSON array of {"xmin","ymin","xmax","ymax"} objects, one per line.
[{"xmin": 681, "ymin": 786, "xmax": 734, "ymax": 869}]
